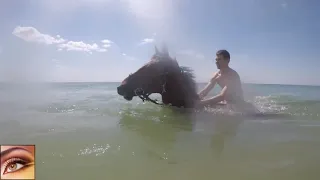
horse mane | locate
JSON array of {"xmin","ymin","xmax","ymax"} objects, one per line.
[{"xmin": 177, "ymin": 65, "xmax": 199, "ymax": 101}]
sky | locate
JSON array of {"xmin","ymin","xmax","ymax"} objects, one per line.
[{"xmin": 0, "ymin": 0, "xmax": 319, "ymax": 85}]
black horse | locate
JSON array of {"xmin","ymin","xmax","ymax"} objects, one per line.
[{"xmin": 117, "ymin": 45, "xmax": 200, "ymax": 108}]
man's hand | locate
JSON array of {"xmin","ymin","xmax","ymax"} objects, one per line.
[{"xmin": 198, "ymin": 92, "xmax": 206, "ymax": 100}]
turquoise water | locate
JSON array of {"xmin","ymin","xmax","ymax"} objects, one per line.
[{"xmin": 0, "ymin": 83, "xmax": 320, "ymax": 179}]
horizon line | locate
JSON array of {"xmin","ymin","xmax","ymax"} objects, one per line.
[{"xmin": 0, "ymin": 81, "xmax": 319, "ymax": 87}]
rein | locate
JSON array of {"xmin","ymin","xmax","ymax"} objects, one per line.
[{"xmin": 134, "ymin": 72, "xmax": 168, "ymax": 106}]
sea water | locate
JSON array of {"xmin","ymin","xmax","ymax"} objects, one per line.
[{"xmin": 0, "ymin": 82, "xmax": 320, "ymax": 180}]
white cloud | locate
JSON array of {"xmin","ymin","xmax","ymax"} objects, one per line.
[
  {"xmin": 102, "ymin": 44, "xmax": 111, "ymax": 48},
  {"xmin": 101, "ymin": 39, "xmax": 113, "ymax": 44},
  {"xmin": 138, "ymin": 32, "xmax": 158, "ymax": 45},
  {"xmin": 97, "ymin": 49, "xmax": 107, "ymax": 52},
  {"xmin": 139, "ymin": 38, "xmax": 154, "ymax": 45},
  {"xmin": 177, "ymin": 50, "xmax": 205, "ymax": 60},
  {"xmin": 12, "ymin": 26, "xmax": 66, "ymax": 45},
  {"xmin": 121, "ymin": 53, "xmax": 136, "ymax": 60},
  {"xmin": 101, "ymin": 39, "xmax": 113, "ymax": 49},
  {"xmin": 57, "ymin": 41, "xmax": 107, "ymax": 53},
  {"xmin": 12, "ymin": 26, "xmax": 111, "ymax": 54}
]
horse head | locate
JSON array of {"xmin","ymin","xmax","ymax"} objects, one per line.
[{"xmin": 117, "ymin": 45, "xmax": 182, "ymax": 103}]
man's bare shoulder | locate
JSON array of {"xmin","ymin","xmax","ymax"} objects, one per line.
[
  {"xmin": 213, "ymin": 70, "xmax": 221, "ymax": 76},
  {"xmin": 228, "ymin": 68, "xmax": 240, "ymax": 79},
  {"xmin": 210, "ymin": 71, "xmax": 221, "ymax": 82}
]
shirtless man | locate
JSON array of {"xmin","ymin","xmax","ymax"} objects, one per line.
[{"xmin": 197, "ymin": 50, "xmax": 245, "ymax": 108}]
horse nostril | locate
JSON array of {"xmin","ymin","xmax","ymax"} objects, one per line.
[{"xmin": 117, "ymin": 86, "xmax": 124, "ymax": 95}]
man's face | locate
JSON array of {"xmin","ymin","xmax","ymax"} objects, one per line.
[{"xmin": 215, "ymin": 54, "xmax": 228, "ymax": 69}]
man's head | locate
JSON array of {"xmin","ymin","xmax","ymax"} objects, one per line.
[{"xmin": 215, "ymin": 49, "xmax": 230, "ymax": 69}]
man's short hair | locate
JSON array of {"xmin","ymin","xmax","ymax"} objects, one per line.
[{"xmin": 216, "ymin": 50, "xmax": 230, "ymax": 60}]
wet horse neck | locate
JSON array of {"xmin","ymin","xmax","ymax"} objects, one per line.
[{"xmin": 161, "ymin": 74, "xmax": 195, "ymax": 108}]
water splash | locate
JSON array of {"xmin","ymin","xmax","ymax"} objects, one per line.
[{"xmin": 78, "ymin": 144, "xmax": 111, "ymax": 156}]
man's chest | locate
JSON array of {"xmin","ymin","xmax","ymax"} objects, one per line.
[{"xmin": 216, "ymin": 74, "xmax": 230, "ymax": 87}]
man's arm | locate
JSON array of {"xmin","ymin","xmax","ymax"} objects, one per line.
[
  {"xmin": 198, "ymin": 72, "xmax": 220, "ymax": 99},
  {"xmin": 198, "ymin": 79, "xmax": 216, "ymax": 99},
  {"xmin": 198, "ymin": 85, "xmax": 228, "ymax": 107}
]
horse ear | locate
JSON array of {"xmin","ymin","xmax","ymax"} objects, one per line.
[{"xmin": 155, "ymin": 46, "xmax": 159, "ymax": 54}]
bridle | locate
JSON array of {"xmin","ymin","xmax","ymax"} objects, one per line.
[
  {"xmin": 129, "ymin": 54, "xmax": 178, "ymax": 106},
  {"xmin": 134, "ymin": 72, "xmax": 169, "ymax": 106}
]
